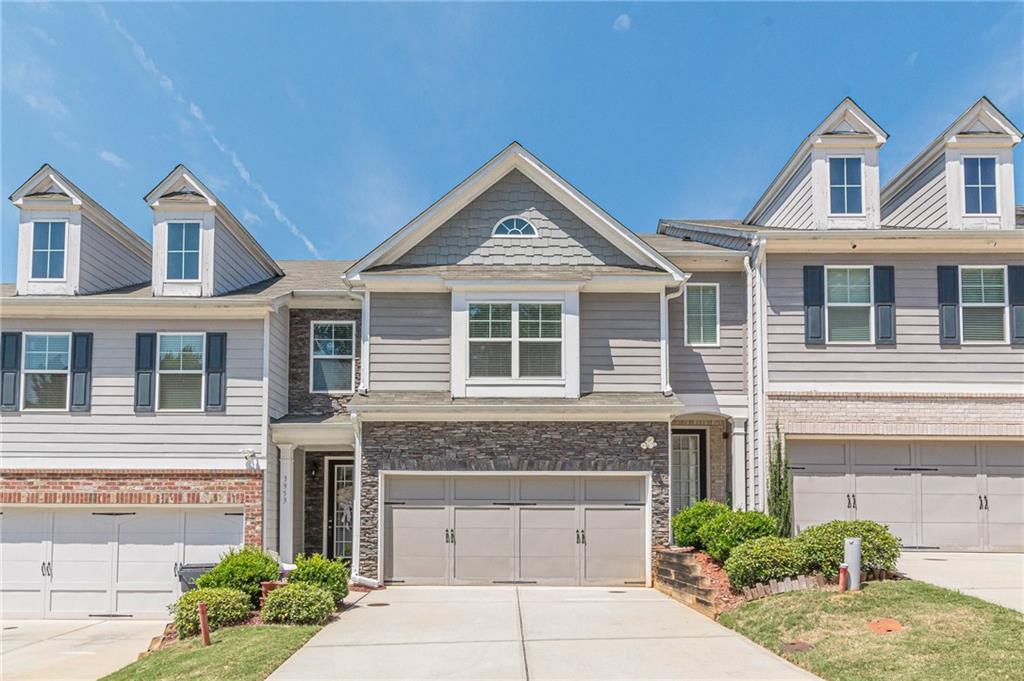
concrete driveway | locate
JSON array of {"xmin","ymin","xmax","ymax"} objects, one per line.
[
  {"xmin": 0, "ymin": 619, "xmax": 166, "ymax": 681},
  {"xmin": 270, "ymin": 587, "xmax": 815, "ymax": 680},
  {"xmin": 899, "ymin": 552, "xmax": 1024, "ymax": 612}
]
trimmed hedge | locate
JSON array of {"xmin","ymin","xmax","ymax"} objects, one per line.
[
  {"xmin": 288, "ymin": 553, "xmax": 349, "ymax": 606},
  {"xmin": 796, "ymin": 519, "xmax": 901, "ymax": 579},
  {"xmin": 671, "ymin": 500, "xmax": 730, "ymax": 549},
  {"xmin": 195, "ymin": 546, "xmax": 280, "ymax": 608},
  {"xmin": 262, "ymin": 583, "xmax": 335, "ymax": 625},
  {"xmin": 171, "ymin": 587, "xmax": 250, "ymax": 638},
  {"xmin": 697, "ymin": 510, "xmax": 777, "ymax": 563},
  {"xmin": 723, "ymin": 536, "xmax": 804, "ymax": 588}
]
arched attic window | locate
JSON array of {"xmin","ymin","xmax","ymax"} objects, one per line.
[{"xmin": 492, "ymin": 216, "xmax": 538, "ymax": 237}]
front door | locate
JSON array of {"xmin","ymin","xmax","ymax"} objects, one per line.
[
  {"xmin": 325, "ymin": 462, "xmax": 354, "ymax": 561},
  {"xmin": 670, "ymin": 430, "xmax": 707, "ymax": 519}
]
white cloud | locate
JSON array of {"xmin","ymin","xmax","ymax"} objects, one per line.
[
  {"xmin": 22, "ymin": 92, "xmax": 68, "ymax": 116},
  {"xmin": 52, "ymin": 130, "xmax": 80, "ymax": 150},
  {"xmin": 905, "ymin": 51, "xmax": 919, "ymax": 68},
  {"xmin": 240, "ymin": 209, "xmax": 262, "ymax": 225},
  {"xmin": 99, "ymin": 150, "xmax": 131, "ymax": 169},
  {"xmin": 93, "ymin": 5, "xmax": 321, "ymax": 258},
  {"xmin": 27, "ymin": 25, "xmax": 58, "ymax": 47},
  {"xmin": 612, "ymin": 14, "xmax": 631, "ymax": 32}
]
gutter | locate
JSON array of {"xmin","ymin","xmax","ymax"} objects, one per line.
[{"xmin": 661, "ymin": 281, "xmax": 685, "ymax": 395}]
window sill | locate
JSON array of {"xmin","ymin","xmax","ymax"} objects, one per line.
[{"xmin": 311, "ymin": 390, "xmax": 355, "ymax": 396}]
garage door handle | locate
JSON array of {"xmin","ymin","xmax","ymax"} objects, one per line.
[
  {"xmin": 46, "ymin": 562, "xmax": 52, "ymax": 577},
  {"xmin": 851, "ymin": 494, "xmax": 856, "ymax": 510},
  {"xmin": 444, "ymin": 529, "xmax": 449, "ymax": 544},
  {"xmin": 575, "ymin": 530, "xmax": 580, "ymax": 544},
  {"xmin": 581, "ymin": 530, "xmax": 586, "ymax": 545},
  {"xmin": 979, "ymin": 495, "xmax": 984, "ymax": 510},
  {"xmin": 846, "ymin": 494, "xmax": 851, "ymax": 509},
  {"xmin": 984, "ymin": 495, "xmax": 989, "ymax": 510},
  {"xmin": 41, "ymin": 561, "xmax": 46, "ymax": 576}
]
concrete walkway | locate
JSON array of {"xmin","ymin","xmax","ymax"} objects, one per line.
[
  {"xmin": 899, "ymin": 552, "xmax": 1024, "ymax": 612},
  {"xmin": 270, "ymin": 586, "xmax": 816, "ymax": 680},
  {"xmin": 0, "ymin": 619, "xmax": 167, "ymax": 680}
]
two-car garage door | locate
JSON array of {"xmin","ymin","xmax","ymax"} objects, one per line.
[
  {"xmin": 382, "ymin": 475, "xmax": 648, "ymax": 586},
  {"xmin": 1, "ymin": 507, "xmax": 243, "ymax": 618},
  {"xmin": 789, "ymin": 440, "xmax": 1023, "ymax": 552}
]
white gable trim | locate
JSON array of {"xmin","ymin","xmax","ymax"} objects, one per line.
[
  {"xmin": 344, "ymin": 143, "xmax": 684, "ymax": 281},
  {"xmin": 145, "ymin": 164, "xmax": 217, "ymax": 208}
]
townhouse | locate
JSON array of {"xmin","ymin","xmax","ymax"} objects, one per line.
[{"xmin": 1, "ymin": 96, "xmax": 1021, "ymax": 619}]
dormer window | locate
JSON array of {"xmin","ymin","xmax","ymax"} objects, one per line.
[
  {"xmin": 963, "ymin": 157, "xmax": 997, "ymax": 215},
  {"xmin": 492, "ymin": 217, "xmax": 537, "ymax": 237},
  {"xmin": 166, "ymin": 222, "xmax": 201, "ymax": 281},
  {"xmin": 30, "ymin": 221, "xmax": 66, "ymax": 280},
  {"xmin": 828, "ymin": 157, "xmax": 863, "ymax": 215}
]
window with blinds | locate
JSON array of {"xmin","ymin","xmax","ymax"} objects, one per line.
[
  {"xmin": 157, "ymin": 333, "xmax": 204, "ymax": 410},
  {"xmin": 826, "ymin": 267, "xmax": 872, "ymax": 343},
  {"xmin": 468, "ymin": 302, "xmax": 562, "ymax": 379},
  {"xmin": 685, "ymin": 284, "xmax": 719, "ymax": 346},
  {"xmin": 311, "ymin": 322, "xmax": 355, "ymax": 392},
  {"xmin": 960, "ymin": 266, "xmax": 1007, "ymax": 343},
  {"xmin": 22, "ymin": 333, "xmax": 70, "ymax": 410}
]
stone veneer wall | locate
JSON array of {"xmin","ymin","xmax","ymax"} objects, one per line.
[
  {"xmin": 672, "ymin": 416, "xmax": 728, "ymax": 504},
  {"xmin": 0, "ymin": 469, "xmax": 264, "ymax": 545},
  {"xmin": 288, "ymin": 309, "xmax": 362, "ymax": 416},
  {"xmin": 357, "ymin": 421, "xmax": 669, "ymax": 579},
  {"xmin": 767, "ymin": 392, "xmax": 1024, "ymax": 439}
]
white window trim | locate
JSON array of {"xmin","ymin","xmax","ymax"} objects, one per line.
[
  {"xmin": 165, "ymin": 221, "xmax": 203, "ymax": 283},
  {"xmin": 28, "ymin": 221, "xmax": 68, "ymax": 282},
  {"xmin": 683, "ymin": 283, "xmax": 720, "ymax": 348},
  {"xmin": 491, "ymin": 215, "xmax": 539, "ymax": 238},
  {"xmin": 467, "ymin": 301, "xmax": 565, "ymax": 382},
  {"xmin": 958, "ymin": 264, "xmax": 1009, "ymax": 346},
  {"xmin": 826, "ymin": 155, "xmax": 866, "ymax": 217},
  {"xmin": 824, "ymin": 265, "xmax": 874, "ymax": 345},
  {"xmin": 961, "ymin": 156, "xmax": 1000, "ymax": 217},
  {"xmin": 309, "ymin": 320, "xmax": 356, "ymax": 395},
  {"xmin": 20, "ymin": 331, "xmax": 72, "ymax": 411},
  {"xmin": 155, "ymin": 331, "xmax": 206, "ymax": 412}
]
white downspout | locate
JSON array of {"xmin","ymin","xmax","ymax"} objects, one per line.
[{"xmin": 661, "ymin": 281, "xmax": 685, "ymax": 395}]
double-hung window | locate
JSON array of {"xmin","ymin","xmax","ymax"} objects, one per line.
[
  {"xmin": 31, "ymin": 221, "xmax": 66, "ymax": 280},
  {"xmin": 828, "ymin": 157, "xmax": 863, "ymax": 215},
  {"xmin": 963, "ymin": 157, "xmax": 997, "ymax": 215},
  {"xmin": 684, "ymin": 284, "xmax": 719, "ymax": 346},
  {"xmin": 22, "ymin": 333, "xmax": 70, "ymax": 410},
  {"xmin": 310, "ymin": 322, "xmax": 354, "ymax": 393},
  {"xmin": 166, "ymin": 222, "xmax": 201, "ymax": 281},
  {"xmin": 157, "ymin": 333, "xmax": 205, "ymax": 410},
  {"xmin": 468, "ymin": 302, "xmax": 562, "ymax": 379},
  {"xmin": 960, "ymin": 266, "xmax": 1007, "ymax": 343},
  {"xmin": 826, "ymin": 266, "xmax": 872, "ymax": 343}
]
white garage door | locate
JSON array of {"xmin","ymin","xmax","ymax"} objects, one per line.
[
  {"xmin": 0, "ymin": 508, "xmax": 244, "ymax": 618},
  {"xmin": 382, "ymin": 475, "xmax": 648, "ymax": 586},
  {"xmin": 789, "ymin": 440, "xmax": 1023, "ymax": 552}
]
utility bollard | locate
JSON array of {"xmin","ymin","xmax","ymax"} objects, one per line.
[
  {"xmin": 844, "ymin": 537, "xmax": 862, "ymax": 591},
  {"xmin": 198, "ymin": 601, "xmax": 211, "ymax": 647}
]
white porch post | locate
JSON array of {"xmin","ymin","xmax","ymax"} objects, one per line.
[
  {"xmin": 278, "ymin": 444, "xmax": 296, "ymax": 562},
  {"xmin": 730, "ymin": 419, "xmax": 748, "ymax": 510}
]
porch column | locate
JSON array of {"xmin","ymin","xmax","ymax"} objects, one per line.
[
  {"xmin": 278, "ymin": 444, "xmax": 296, "ymax": 562},
  {"xmin": 730, "ymin": 418, "xmax": 747, "ymax": 510}
]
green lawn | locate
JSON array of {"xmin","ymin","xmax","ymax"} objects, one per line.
[
  {"xmin": 719, "ymin": 580, "xmax": 1024, "ymax": 681},
  {"xmin": 101, "ymin": 624, "xmax": 321, "ymax": 681}
]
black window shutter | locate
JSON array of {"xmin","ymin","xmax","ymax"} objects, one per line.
[
  {"xmin": 937, "ymin": 266, "xmax": 960, "ymax": 346},
  {"xmin": 803, "ymin": 266, "xmax": 825, "ymax": 345},
  {"xmin": 134, "ymin": 333, "xmax": 157, "ymax": 412},
  {"xmin": 205, "ymin": 332, "xmax": 226, "ymax": 412},
  {"xmin": 873, "ymin": 266, "xmax": 896, "ymax": 346},
  {"xmin": 1, "ymin": 332, "xmax": 21, "ymax": 412},
  {"xmin": 1009, "ymin": 265, "xmax": 1024, "ymax": 345},
  {"xmin": 69, "ymin": 332, "xmax": 93, "ymax": 412}
]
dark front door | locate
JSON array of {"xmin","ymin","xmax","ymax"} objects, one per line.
[{"xmin": 325, "ymin": 462, "xmax": 354, "ymax": 561}]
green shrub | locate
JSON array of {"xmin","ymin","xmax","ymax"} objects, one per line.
[
  {"xmin": 723, "ymin": 536, "xmax": 805, "ymax": 588},
  {"xmin": 261, "ymin": 583, "xmax": 335, "ymax": 625},
  {"xmin": 195, "ymin": 546, "xmax": 279, "ymax": 607},
  {"xmin": 671, "ymin": 500, "xmax": 730, "ymax": 549},
  {"xmin": 171, "ymin": 587, "xmax": 250, "ymax": 638},
  {"xmin": 796, "ymin": 520, "xmax": 901, "ymax": 579},
  {"xmin": 288, "ymin": 553, "xmax": 349, "ymax": 606},
  {"xmin": 697, "ymin": 510, "xmax": 777, "ymax": 563}
]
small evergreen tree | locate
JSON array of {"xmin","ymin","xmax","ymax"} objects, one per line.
[{"xmin": 767, "ymin": 421, "xmax": 793, "ymax": 537}]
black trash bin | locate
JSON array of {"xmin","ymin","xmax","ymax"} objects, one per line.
[{"xmin": 177, "ymin": 563, "xmax": 217, "ymax": 592}]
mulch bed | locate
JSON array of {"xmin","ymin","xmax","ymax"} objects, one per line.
[{"xmin": 685, "ymin": 550, "xmax": 746, "ymax": 613}]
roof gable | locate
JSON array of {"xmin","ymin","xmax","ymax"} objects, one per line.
[{"xmin": 346, "ymin": 143, "xmax": 684, "ymax": 281}]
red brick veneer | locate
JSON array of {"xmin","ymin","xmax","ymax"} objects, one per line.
[{"xmin": 0, "ymin": 469, "xmax": 264, "ymax": 546}]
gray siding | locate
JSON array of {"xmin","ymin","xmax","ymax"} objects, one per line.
[
  {"xmin": 395, "ymin": 169, "xmax": 637, "ymax": 267},
  {"xmin": 755, "ymin": 155, "xmax": 813, "ymax": 229},
  {"xmin": 369, "ymin": 292, "xmax": 451, "ymax": 391},
  {"xmin": 268, "ymin": 307, "xmax": 289, "ymax": 419},
  {"xmin": 213, "ymin": 218, "xmax": 275, "ymax": 295},
  {"xmin": 766, "ymin": 253, "xmax": 1024, "ymax": 384},
  {"xmin": 580, "ymin": 293, "xmax": 661, "ymax": 393},
  {"xmin": 659, "ymin": 224, "xmax": 750, "ymax": 251},
  {"xmin": 0, "ymin": 317, "xmax": 265, "ymax": 469},
  {"xmin": 881, "ymin": 156, "xmax": 948, "ymax": 229},
  {"xmin": 669, "ymin": 272, "xmax": 747, "ymax": 394},
  {"xmin": 78, "ymin": 215, "xmax": 150, "ymax": 294}
]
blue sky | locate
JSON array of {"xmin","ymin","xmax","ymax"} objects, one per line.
[{"xmin": 3, "ymin": 2, "xmax": 1022, "ymax": 279}]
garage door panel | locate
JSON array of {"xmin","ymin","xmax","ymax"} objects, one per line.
[
  {"xmin": 920, "ymin": 443, "xmax": 980, "ymax": 468},
  {"xmin": 112, "ymin": 514, "xmax": 181, "ymax": 615},
  {"xmin": 582, "ymin": 508, "xmax": 645, "ymax": 584},
  {"xmin": 384, "ymin": 505, "xmax": 448, "ymax": 584},
  {"xmin": 49, "ymin": 512, "xmax": 114, "ymax": 615},
  {"xmin": 788, "ymin": 441, "xmax": 847, "ymax": 469},
  {"xmin": 452, "ymin": 477, "xmax": 512, "ymax": 502},
  {"xmin": 519, "ymin": 477, "xmax": 575, "ymax": 502},
  {"xmin": 792, "ymin": 473, "xmax": 849, "ymax": 532},
  {"xmin": 388, "ymin": 476, "xmax": 446, "ymax": 502},
  {"xmin": 452, "ymin": 507, "xmax": 514, "ymax": 584},
  {"xmin": 583, "ymin": 477, "xmax": 644, "ymax": 503},
  {"xmin": 182, "ymin": 511, "xmax": 244, "ymax": 564},
  {"xmin": 920, "ymin": 472, "xmax": 983, "ymax": 550},
  {"xmin": 519, "ymin": 507, "xmax": 577, "ymax": 584},
  {"xmin": 0, "ymin": 509, "xmax": 49, "ymax": 616},
  {"xmin": 984, "ymin": 445, "xmax": 1024, "ymax": 551},
  {"xmin": 852, "ymin": 442, "xmax": 912, "ymax": 468}
]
